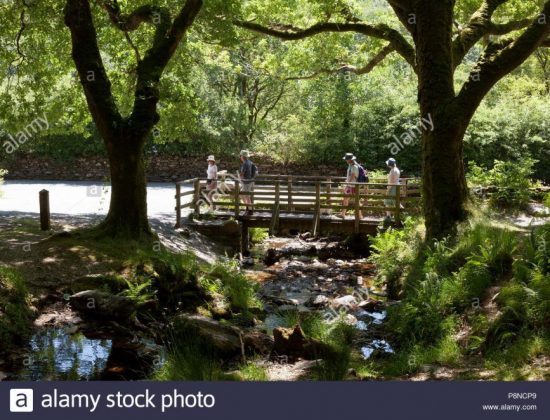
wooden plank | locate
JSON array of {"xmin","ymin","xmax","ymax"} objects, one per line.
[
  {"xmin": 175, "ymin": 183, "xmax": 182, "ymax": 228},
  {"xmin": 234, "ymin": 180, "xmax": 240, "ymax": 218}
]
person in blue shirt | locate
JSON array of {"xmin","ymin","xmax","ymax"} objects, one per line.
[{"xmin": 240, "ymin": 150, "xmax": 255, "ymax": 215}]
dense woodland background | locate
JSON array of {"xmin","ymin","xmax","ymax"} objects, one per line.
[{"xmin": 0, "ymin": 0, "xmax": 549, "ymax": 180}]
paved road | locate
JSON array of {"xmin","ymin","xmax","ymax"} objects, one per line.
[{"xmin": 0, "ymin": 180, "xmax": 191, "ymax": 225}]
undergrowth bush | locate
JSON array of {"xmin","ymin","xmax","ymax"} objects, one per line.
[
  {"xmin": 468, "ymin": 159, "xmax": 537, "ymax": 210},
  {"xmin": 375, "ymin": 216, "xmax": 533, "ymax": 373}
]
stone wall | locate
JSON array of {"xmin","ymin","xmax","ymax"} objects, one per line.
[{"xmin": 2, "ymin": 154, "xmax": 344, "ymax": 182}]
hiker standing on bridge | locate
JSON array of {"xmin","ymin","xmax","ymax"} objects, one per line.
[
  {"xmin": 239, "ymin": 150, "xmax": 256, "ymax": 215},
  {"xmin": 385, "ymin": 157, "xmax": 401, "ymax": 219},
  {"xmin": 206, "ymin": 155, "xmax": 218, "ymax": 191},
  {"xmin": 339, "ymin": 153, "xmax": 364, "ymax": 219}
]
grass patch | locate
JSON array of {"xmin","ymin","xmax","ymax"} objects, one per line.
[
  {"xmin": 200, "ymin": 260, "xmax": 261, "ymax": 314},
  {"xmin": 238, "ymin": 362, "xmax": 268, "ymax": 381},
  {"xmin": 154, "ymin": 318, "xmax": 226, "ymax": 381},
  {"xmin": 0, "ymin": 267, "xmax": 33, "ymax": 356}
]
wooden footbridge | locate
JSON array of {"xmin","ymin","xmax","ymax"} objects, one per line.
[{"xmin": 175, "ymin": 174, "xmax": 422, "ymax": 252}]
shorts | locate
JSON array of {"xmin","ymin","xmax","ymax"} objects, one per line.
[
  {"xmin": 384, "ymin": 185, "xmax": 398, "ymax": 207},
  {"xmin": 344, "ymin": 187, "xmax": 357, "ymax": 195},
  {"xmin": 241, "ymin": 181, "xmax": 254, "ymax": 193},
  {"xmin": 206, "ymin": 179, "xmax": 217, "ymax": 190}
]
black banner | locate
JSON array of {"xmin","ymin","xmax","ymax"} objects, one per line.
[{"xmin": 1, "ymin": 381, "xmax": 548, "ymax": 420}]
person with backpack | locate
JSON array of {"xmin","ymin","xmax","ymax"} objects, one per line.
[
  {"xmin": 239, "ymin": 150, "xmax": 257, "ymax": 215},
  {"xmin": 338, "ymin": 153, "xmax": 364, "ymax": 219}
]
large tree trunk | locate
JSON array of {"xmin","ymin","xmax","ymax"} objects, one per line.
[
  {"xmin": 415, "ymin": 0, "xmax": 468, "ymax": 239},
  {"xmin": 97, "ymin": 135, "xmax": 152, "ymax": 239},
  {"xmin": 421, "ymin": 114, "xmax": 469, "ymax": 239},
  {"xmin": 65, "ymin": 0, "xmax": 203, "ymax": 240}
]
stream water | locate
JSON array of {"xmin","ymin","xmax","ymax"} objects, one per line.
[
  {"xmin": 2, "ymin": 233, "xmax": 392, "ymax": 381},
  {"xmin": 5, "ymin": 326, "xmax": 164, "ymax": 381}
]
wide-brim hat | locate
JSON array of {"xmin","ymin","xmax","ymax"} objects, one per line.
[
  {"xmin": 342, "ymin": 153, "xmax": 356, "ymax": 161},
  {"xmin": 240, "ymin": 150, "xmax": 250, "ymax": 158},
  {"xmin": 207, "ymin": 155, "xmax": 216, "ymax": 162}
]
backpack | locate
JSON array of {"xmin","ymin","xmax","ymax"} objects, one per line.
[
  {"xmin": 251, "ymin": 162, "xmax": 258, "ymax": 178},
  {"xmin": 357, "ymin": 164, "xmax": 369, "ymax": 183}
]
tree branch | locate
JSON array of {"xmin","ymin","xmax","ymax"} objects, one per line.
[
  {"xmin": 129, "ymin": 0, "xmax": 203, "ymax": 133},
  {"xmin": 235, "ymin": 19, "xmax": 416, "ymax": 71},
  {"xmin": 457, "ymin": 1, "xmax": 550, "ymax": 119},
  {"xmin": 285, "ymin": 44, "xmax": 395, "ymax": 81},
  {"xmin": 65, "ymin": 0, "xmax": 123, "ymax": 140},
  {"xmin": 451, "ymin": 0, "xmax": 531, "ymax": 68},
  {"xmin": 98, "ymin": 0, "xmax": 172, "ymax": 46}
]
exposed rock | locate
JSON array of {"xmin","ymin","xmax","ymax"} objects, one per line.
[
  {"xmin": 66, "ymin": 274, "xmax": 127, "ymax": 294},
  {"xmin": 310, "ymin": 295, "xmax": 329, "ymax": 307},
  {"xmin": 272, "ymin": 325, "xmax": 326, "ymax": 360},
  {"xmin": 70, "ymin": 290, "xmax": 136, "ymax": 321},
  {"xmin": 358, "ymin": 299, "xmax": 385, "ymax": 312},
  {"xmin": 333, "ymin": 295, "xmax": 358, "ymax": 309},
  {"xmin": 175, "ymin": 315, "xmax": 272, "ymax": 356},
  {"xmin": 243, "ymin": 331, "xmax": 274, "ymax": 355}
]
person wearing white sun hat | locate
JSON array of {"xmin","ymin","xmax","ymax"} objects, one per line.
[
  {"xmin": 384, "ymin": 157, "xmax": 401, "ymax": 218},
  {"xmin": 206, "ymin": 155, "xmax": 218, "ymax": 191}
]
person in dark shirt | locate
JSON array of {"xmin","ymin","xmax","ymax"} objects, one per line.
[{"xmin": 240, "ymin": 150, "xmax": 254, "ymax": 215}]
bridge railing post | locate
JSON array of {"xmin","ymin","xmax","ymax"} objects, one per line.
[
  {"xmin": 354, "ymin": 185, "xmax": 360, "ymax": 233},
  {"xmin": 312, "ymin": 181, "xmax": 321, "ymax": 236},
  {"xmin": 175, "ymin": 183, "xmax": 181, "ymax": 228},
  {"xmin": 325, "ymin": 179, "xmax": 332, "ymax": 214},
  {"xmin": 270, "ymin": 180, "xmax": 280, "ymax": 235},
  {"xmin": 395, "ymin": 184, "xmax": 402, "ymax": 225},
  {"xmin": 193, "ymin": 178, "xmax": 201, "ymax": 216},
  {"xmin": 234, "ymin": 179, "xmax": 240, "ymax": 218},
  {"xmin": 288, "ymin": 177, "xmax": 294, "ymax": 212}
]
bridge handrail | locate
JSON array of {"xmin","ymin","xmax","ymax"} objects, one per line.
[{"xmin": 175, "ymin": 175, "xmax": 422, "ymax": 231}]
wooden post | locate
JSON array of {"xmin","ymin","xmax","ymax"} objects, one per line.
[
  {"xmin": 395, "ymin": 184, "xmax": 402, "ymax": 225},
  {"xmin": 312, "ymin": 181, "xmax": 321, "ymax": 236},
  {"xmin": 234, "ymin": 179, "xmax": 240, "ymax": 218},
  {"xmin": 326, "ymin": 178, "xmax": 332, "ymax": 212},
  {"xmin": 175, "ymin": 183, "xmax": 181, "ymax": 228},
  {"xmin": 241, "ymin": 220, "xmax": 250, "ymax": 256},
  {"xmin": 39, "ymin": 189, "xmax": 51, "ymax": 231},
  {"xmin": 354, "ymin": 185, "xmax": 360, "ymax": 233},
  {"xmin": 287, "ymin": 176, "xmax": 293, "ymax": 211},
  {"xmin": 193, "ymin": 178, "xmax": 201, "ymax": 216},
  {"xmin": 270, "ymin": 180, "xmax": 280, "ymax": 235}
]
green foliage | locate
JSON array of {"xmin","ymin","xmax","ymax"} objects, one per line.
[
  {"xmin": 155, "ymin": 318, "xmax": 225, "ymax": 381},
  {"xmin": 0, "ymin": 267, "xmax": 33, "ymax": 355},
  {"xmin": 237, "ymin": 362, "xmax": 268, "ymax": 381},
  {"xmin": 250, "ymin": 228, "xmax": 269, "ymax": 243},
  {"xmin": 202, "ymin": 260, "xmax": 260, "ymax": 313},
  {"xmin": 0, "ymin": 168, "xmax": 6, "ymax": 197},
  {"xmin": 120, "ymin": 277, "xmax": 157, "ymax": 306},
  {"xmin": 380, "ymin": 217, "xmax": 519, "ymax": 346},
  {"xmin": 368, "ymin": 217, "xmax": 423, "ymax": 297},
  {"xmin": 310, "ymin": 321, "xmax": 355, "ymax": 381},
  {"xmin": 468, "ymin": 159, "xmax": 537, "ymax": 209}
]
